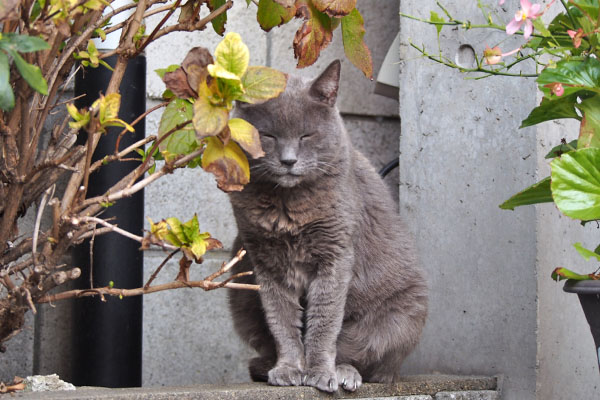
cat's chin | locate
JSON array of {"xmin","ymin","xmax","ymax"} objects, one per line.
[{"xmin": 275, "ymin": 174, "xmax": 303, "ymax": 188}]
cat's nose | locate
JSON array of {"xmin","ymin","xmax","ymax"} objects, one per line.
[{"xmin": 280, "ymin": 157, "xmax": 297, "ymax": 167}]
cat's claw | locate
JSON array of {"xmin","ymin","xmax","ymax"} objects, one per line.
[
  {"xmin": 336, "ymin": 364, "xmax": 362, "ymax": 392},
  {"xmin": 268, "ymin": 365, "xmax": 303, "ymax": 387},
  {"xmin": 303, "ymin": 368, "xmax": 338, "ymax": 393}
]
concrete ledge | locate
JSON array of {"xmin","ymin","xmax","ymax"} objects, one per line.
[{"xmin": 11, "ymin": 375, "xmax": 498, "ymax": 399}]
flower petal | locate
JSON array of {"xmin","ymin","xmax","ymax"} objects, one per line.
[
  {"xmin": 523, "ymin": 19, "xmax": 533, "ymax": 39},
  {"xmin": 529, "ymin": 3, "xmax": 541, "ymax": 16},
  {"xmin": 506, "ymin": 19, "xmax": 522, "ymax": 35}
]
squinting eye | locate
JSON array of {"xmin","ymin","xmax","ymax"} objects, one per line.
[
  {"xmin": 300, "ymin": 134, "xmax": 313, "ymax": 141},
  {"xmin": 262, "ymin": 134, "xmax": 276, "ymax": 140}
]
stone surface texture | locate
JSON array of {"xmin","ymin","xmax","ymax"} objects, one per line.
[{"xmin": 12, "ymin": 375, "xmax": 497, "ymax": 399}]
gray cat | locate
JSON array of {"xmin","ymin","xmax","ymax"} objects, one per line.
[{"xmin": 227, "ymin": 60, "xmax": 428, "ymax": 393}]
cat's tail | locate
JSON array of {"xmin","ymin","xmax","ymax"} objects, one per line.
[{"xmin": 248, "ymin": 356, "xmax": 275, "ymax": 382}]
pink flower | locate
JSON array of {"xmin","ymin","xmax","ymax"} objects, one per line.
[
  {"xmin": 499, "ymin": 0, "xmax": 505, "ymax": 4},
  {"xmin": 506, "ymin": 0, "xmax": 543, "ymax": 39},
  {"xmin": 567, "ymin": 28, "xmax": 585, "ymax": 48},
  {"xmin": 483, "ymin": 45, "xmax": 521, "ymax": 65},
  {"xmin": 543, "ymin": 82, "xmax": 564, "ymax": 97}
]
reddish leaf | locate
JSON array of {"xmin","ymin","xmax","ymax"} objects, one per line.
[
  {"xmin": 341, "ymin": 8, "xmax": 372, "ymax": 78},
  {"xmin": 312, "ymin": 0, "xmax": 356, "ymax": 17},
  {"xmin": 293, "ymin": 0, "xmax": 333, "ymax": 68},
  {"xmin": 205, "ymin": 238, "xmax": 223, "ymax": 251},
  {"xmin": 179, "ymin": 0, "xmax": 203, "ymax": 23},
  {"xmin": 257, "ymin": 0, "xmax": 296, "ymax": 32},
  {"xmin": 163, "ymin": 68, "xmax": 197, "ymax": 99}
]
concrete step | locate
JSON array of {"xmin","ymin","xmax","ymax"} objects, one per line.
[{"xmin": 11, "ymin": 375, "xmax": 499, "ymax": 400}]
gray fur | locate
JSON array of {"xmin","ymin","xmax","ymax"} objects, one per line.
[{"xmin": 227, "ymin": 60, "xmax": 428, "ymax": 393}]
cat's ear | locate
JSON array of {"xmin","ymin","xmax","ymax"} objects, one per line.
[{"xmin": 309, "ymin": 60, "xmax": 341, "ymax": 107}]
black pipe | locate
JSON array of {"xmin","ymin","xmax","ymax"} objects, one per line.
[
  {"xmin": 379, "ymin": 158, "xmax": 399, "ymax": 178},
  {"xmin": 72, "ymin": 55, "xmax": 146, "ymax": 388}
]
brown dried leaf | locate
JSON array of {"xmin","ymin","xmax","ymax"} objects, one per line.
[
  {"xmin": 179, "ymin": 0, "xmax": 204, "ymax": 23},
  {"xmin": 312, "ymin": 0, "xmax": 356, "ymax": 17},
  {"xmin": 163, "ymin": 68, "xmax": 197, "ymax": 98},
  {"xmin": 182, "ymin": 47, "xmax": 214, "ymax": 93},
  {"xmin": 202, "ymin": 137, "xmax": 250, "ymax": 192},
  {"xmin": 205, "ymin": 238, "xmax": 224, "ymax": 251},
  {"xmin": 293, "ymin": 0, "xmax": 333, "ymax": 68},
  {"xmin": 176, "ymin": 256, "xmax": 192, "ymax": 282},
  {"xmin": 218, "ymin": 125, "xmax": 231, "ymax": 146}
]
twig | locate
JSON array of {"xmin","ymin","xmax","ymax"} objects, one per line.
[
  {"xmin": 113, "ymin": 101, "xmax": 168, "ymax": 154},
  {"xmin": 37, "ymin": 279, "xmax": 259, "ymax": 303},
  {"xmin": 144, "ymin": 249, "xmax": 180, "ymax": 289},
  {"xmin": 91, "ymin": 135, "xmax": 157, "ymax": 172},
  {"xmin": 32, "ymin": 185, "xmax": 55, "ymax": 265},
  {"xmin": 204, "ymin": 248, "xmax": 247, "ymax": 282}
]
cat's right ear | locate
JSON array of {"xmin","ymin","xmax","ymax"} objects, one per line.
[{"xmin": 309, "ymin": 60, "xmax": 341, "ymax": 107}]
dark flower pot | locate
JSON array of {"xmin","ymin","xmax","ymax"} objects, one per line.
[{"xmin": 563, "ymin": 280, "xmax": 600, "ymax": 373}]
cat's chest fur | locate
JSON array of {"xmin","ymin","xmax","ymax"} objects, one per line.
[{"xmin": 229, "ymin": 183, "xmax": 351, "ymax": 290}]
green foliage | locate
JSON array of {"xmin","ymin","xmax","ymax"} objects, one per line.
[
  {"xmin": 551, "ymin": 147, "xmax": 600, "ymax": 220},
  {"xmin": 0, "ymin": 33, "xmax": 50, "ymax": 109},
  {"xmin": 499, "ymin": 177, "xmax": 553, "ymax": 210},
  {"xmin": 157, "ymin": 32, "xmax": 287, "ymax": 192}
]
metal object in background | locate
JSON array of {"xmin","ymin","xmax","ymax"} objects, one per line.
[{"xmin": 72, "ymin": 55, "xmax": 146, "ymax": 388}]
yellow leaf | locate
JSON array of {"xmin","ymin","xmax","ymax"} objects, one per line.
[
  {"xmin": 193, "ymin": 82, "xmax": 229, "ymax": 138},
  {"xmin": 214, "ymin": 32, "xmax": 249, "ymax": 78},
  {"xmin": 228, "ymin": 118, "xmax": 264, "ymax": 158},
  {"xmin": 238, "ymin": 66, "xmax": 287, "ymax": 104},
  {"xmin": 202, "ymin": 136, "xmax": 250, "ymax": 192}
]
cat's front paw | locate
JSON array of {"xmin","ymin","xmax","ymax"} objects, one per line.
[
  {"xmin": 303, "ymin": 367, "xmax": 338, "ymax": 393},
  {"xmin": 336, "ymin": 363, "xmax": 362, "ymax": 392},
  {"xmin": 267, "ymin": 365, "xmax": 303, "ymax": 387}
]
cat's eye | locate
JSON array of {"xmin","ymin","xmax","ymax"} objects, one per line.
[
  {"xmin": 262, "ymin": 134, "xmax": 276, "ymax": 141},
  {"xmin": 300, "ymin": 134, "xmax": 313, "ymax": 141}
]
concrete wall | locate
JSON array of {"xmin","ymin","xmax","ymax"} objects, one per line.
[
  {"xmin": 399, "ymin": 1, "xmax": 600, "ymax": 399},
  {"xmin": 398, "ymin": 1, "xmax": 538, "ymax": 399}
]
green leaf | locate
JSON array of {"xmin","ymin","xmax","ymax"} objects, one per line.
[
  {"xmin": 207, "ymin": 0, "xmax": 228, "ymax": 35},
  {"xmin": 228, "ymin": 118, "xmax": 264, "ymax": 158},
  {"xmin": 0, "ymin": 51, "xmax": 15, "ymax": 111},
  {"xmin": 340, "ymin": 8, "xmax": 372, "ymax": 79},
  {"xmin": 166, "ymin": 217, "xmax": 187, "ymax": 244},
  {"xmin": 520, "ymin": 93, "xmax": 581, "ymax": 128},
  {"xmin": 207, "ymin": 64, "xmax": 242, "ymax": 83},
  {"xmin": 537, "ymin": 58, "xmax": 600, "ymax": 99},
  {"xmin": 257, "ymin": 0, "xmax": 295, "ymax": 31},
  {"xmin": 0, "ymin": 33, "xmax": 50, "ymax": 53},
  {"xmin": 238, "ymin": 66, "xmax": 287, "ymax": 104},
  {"xmin": 214, "ymin": 32, "xmax": 249, "ymax": 78},
  {"xmin": 181, "ymin": 214, "xmax": 200, "ymax": 242},
  {"xmin": 551, "ymin": 147, "xmax": 600, "ymax": 220},
  {"xmin": 190, "ymin": 236, "xmax": 207, "ymax": 259},
  {"xmin": 545, "ymin": 140, "xmax": 578, "ymax": 159},
  {"xmin": 551, "ymin": 267, "xmax": 597, "ymax": 281},
  {"xmin": 8, "ymin": 49, "xmax": 48, "ymax": 95},
  {"xmin": 429, "ymin": 11, "xmax": 444, "ymax": 37},
  {"xmin": 193, "ymin": 82, "xmax": 229, "ymax": 138},
  {"xmin": 574, "ymin": 242, "xmax": 600, "ymax": 262},
  {"xmin": 499, "ymin": 176, "xmax": 553, "ymax": 210},
  {"xmin": 576, "ymin": 94, "xmax": 600, "ymax": 149},
  {"xmin": 155, "ymin": 64, "xmax": 180, "ymax": 79},
  {"xmin": 532, "ymin": 18, "xmax": 550, "ymax": 37},
  {"xmin": 158, "ymin": 99, "xmax": 197, "ymax": 155}
]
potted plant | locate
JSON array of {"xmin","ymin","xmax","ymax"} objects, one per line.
[{"xmin": 402, "ymin": 0, "xmax": 600, "ymax": 370}]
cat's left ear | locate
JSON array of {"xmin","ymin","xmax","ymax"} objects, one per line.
[{"xmin": 309, "ymin": 60, "xmax": 341, "ymax": 107}]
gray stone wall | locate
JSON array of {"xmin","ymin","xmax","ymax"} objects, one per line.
[{"xmin": 398, "ymin": 1, "xmax": 537, "ymax": 399}]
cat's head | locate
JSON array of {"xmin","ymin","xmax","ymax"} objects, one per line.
[{"xmin": 234, "ymin": 60, "xmax": 347, "ymax": 188}]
